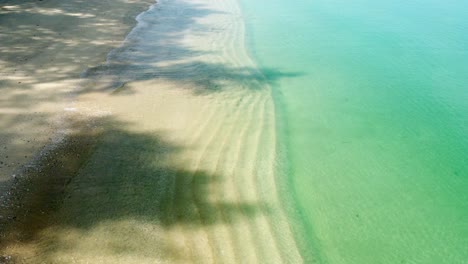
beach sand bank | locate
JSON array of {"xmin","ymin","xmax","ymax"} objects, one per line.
[{"xmin": 1, "ymin": 0, "xmax": 302, "ymax": 262}]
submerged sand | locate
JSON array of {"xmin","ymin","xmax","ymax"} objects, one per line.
[{"xmin": 1, "ymin": 0, "xmax": 302, "ymax": 262}]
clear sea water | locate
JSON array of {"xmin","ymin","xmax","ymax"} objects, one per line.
[{"xmin": 240, "ymin": 0, "xmax": 468, "ymax": 263}]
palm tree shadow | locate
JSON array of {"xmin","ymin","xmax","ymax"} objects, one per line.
[
  {"xmin": 79, "ymin": 0, "xmax": 302, "ymax": 95},
  {"xmin": 0, "ymin": 117, "xmax": 270, "ymax": 262}
]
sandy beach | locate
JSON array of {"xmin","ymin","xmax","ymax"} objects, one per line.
[
  {"xmin": 0, "ymin": 0, "xmax": 153, "ymax": 193},
  {"xmin": 1, "ymin": 0, "xmax": 302, "ymax": 262}
]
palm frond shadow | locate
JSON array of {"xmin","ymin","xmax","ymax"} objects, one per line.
[{"xmin": 0, "ymin": 117, "xmax": 269, "ymax": 261}]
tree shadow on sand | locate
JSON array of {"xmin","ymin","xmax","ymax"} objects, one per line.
[
  {"xmin": 0, "ymin": 116, "xmax": 270, "ymax": 262},
  {"xmin": 84, "ymin": 60, "xmax": 302, "ymax": 95}
]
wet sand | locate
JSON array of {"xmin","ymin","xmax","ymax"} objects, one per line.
[{"xmin": 1, "ymin": 0, "xmax": 302, "ymax": 262}]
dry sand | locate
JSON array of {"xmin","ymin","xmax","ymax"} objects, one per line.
[
  {"xmin": 0, "ymin": 0, "xmax": 303, "ymax": 262},
  {"xmin": 0, "ymin": 0, "xmax": 154, "ymax": 258},
  {"xmin": 0, "ymin": 0, "xmax": 154, "ymax": 192}
]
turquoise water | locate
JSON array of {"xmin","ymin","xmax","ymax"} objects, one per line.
[{"xmin": 240, "ymin": 0, "xmax": 468, "ymax": 263}]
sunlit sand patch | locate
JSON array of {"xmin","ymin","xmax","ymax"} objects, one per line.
[{"xmin": 0, "ymin": 5, "xmax": 95, "ymax": 18}]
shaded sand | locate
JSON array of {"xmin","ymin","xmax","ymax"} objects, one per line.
[
  {"xmin": 0, "ymin": 0, "xmax": 154, "ymax": 193},
  {"xmin": 1, "ymin": 0, "xmax": 303, "ymax": 263}
]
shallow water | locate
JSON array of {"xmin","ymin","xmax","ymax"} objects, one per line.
[{"xmin": 240, "ymin": 0, "xmax": 468, "ymax": 263}]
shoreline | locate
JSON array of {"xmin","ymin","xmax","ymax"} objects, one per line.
[{"xmin": 235, "ymin": 3, "xmax": 323, "ymax": 261}]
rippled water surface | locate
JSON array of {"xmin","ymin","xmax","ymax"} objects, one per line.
[{"xmin": 240, "ymin": 0, "xmax": 468, "ymax": 263}]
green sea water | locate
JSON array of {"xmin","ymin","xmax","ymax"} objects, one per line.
[{"xmin": 240, "ymin": 0, "xmax": 468, "ymax": 263}]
